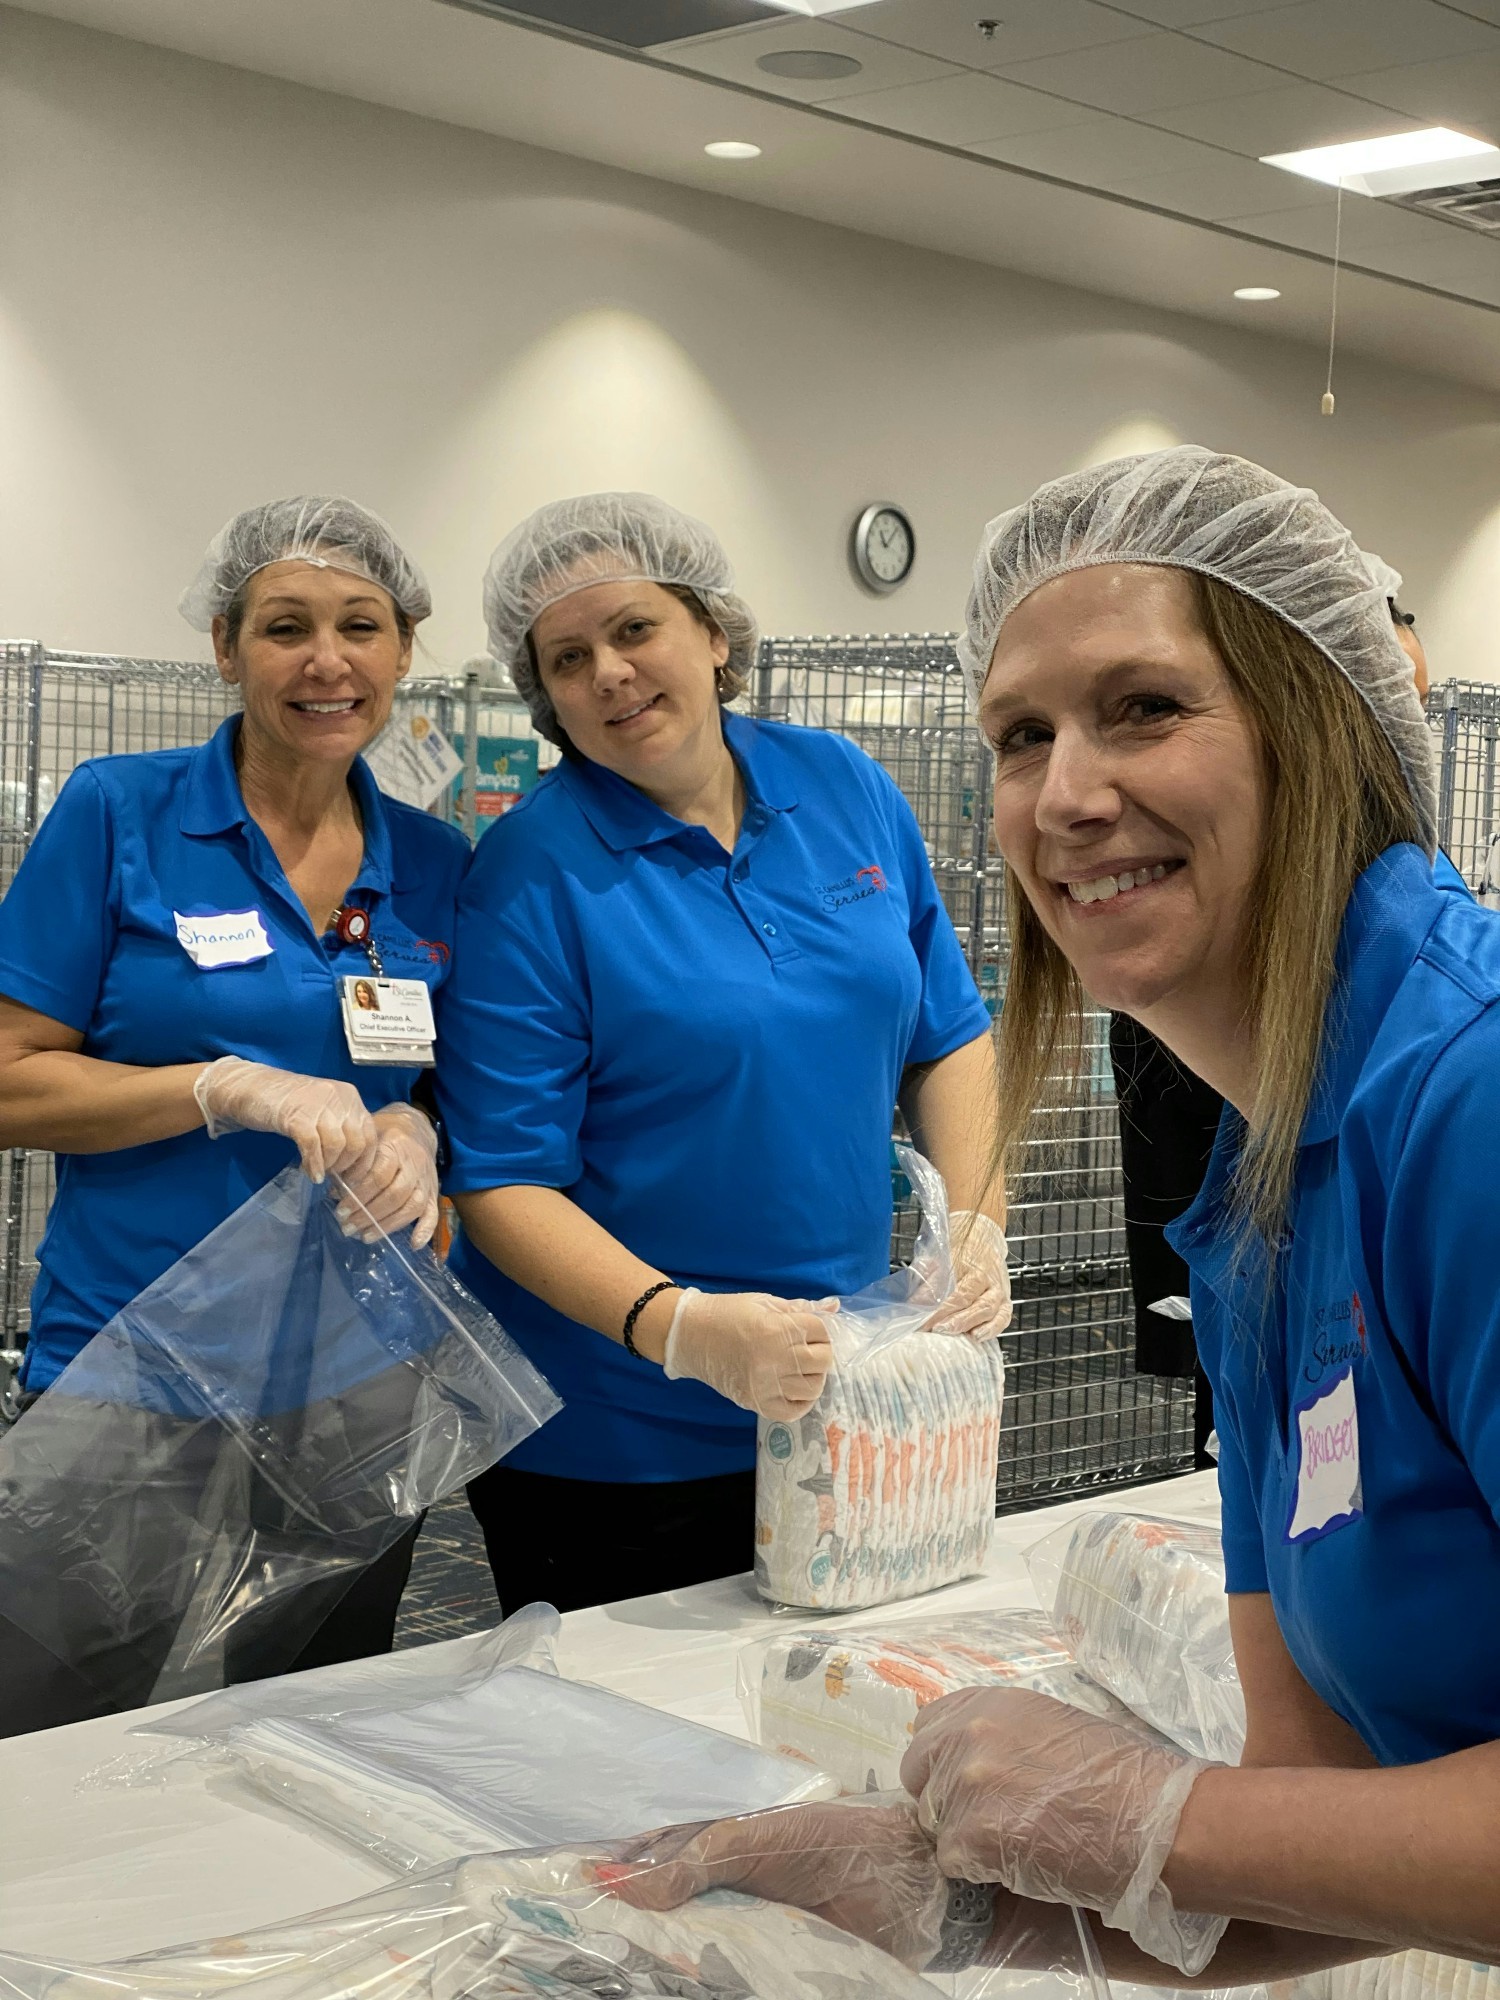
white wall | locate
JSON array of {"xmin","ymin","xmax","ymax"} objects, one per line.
[{"xmin": 3, "ymin": 5, "xmax": 1499, "ymax": 681}]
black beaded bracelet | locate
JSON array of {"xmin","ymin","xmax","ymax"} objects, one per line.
[{"xmin": 623, "ymin": 1280, "xmax": 679, "ymax": 1359}]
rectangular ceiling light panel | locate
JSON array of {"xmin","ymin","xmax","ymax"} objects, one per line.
[
  {"xmin": 1261, "ymin": 127, "xmax": 1500, "ymax": 199},
  {"xmin": 438, "ymin": 1, "xmax": 788, "ymax": 47}
]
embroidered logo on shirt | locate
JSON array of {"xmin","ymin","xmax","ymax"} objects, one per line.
[
  {"xmin": 1303, "ymin": 1290, "xmax": 1369, "ymax": 1384},
  {"xmin": 817, "ymin": 865, "xmax": 888, "ymax": 913}
]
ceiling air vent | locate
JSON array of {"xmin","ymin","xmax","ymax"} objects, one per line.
[
  {"xmin": 435, "ymin": 0, "xmax": 786, "ymax": 47},
  {"xmin": 1390, "ymin": 176, "xmax": 1500, "ymax": 235}
]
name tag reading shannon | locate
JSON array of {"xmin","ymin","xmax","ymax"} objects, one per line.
[
  {"xmin": 339, "ymin": 975, "xmax": 436, "ymax": 1067},
  {"xmin": 1286, "ymin": 1364, "xmax": 1363, "ymax": 1545},
  {"xmin": 174, "ymin": 908, "xmax": 275, "ymax": 969}
]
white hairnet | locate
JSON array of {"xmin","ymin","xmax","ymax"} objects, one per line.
[
  {"xmin": 1360, "ymin": 549, "xmax": 1404, "ymax": 606},
  {"xmin": 180, "ymin": 496, "xmax": 431, "ymax": 632},
  {"xmin": 482, "ymin": 492, "xmax": 758, "ymax": 746},
  {"xmin": 960, "ymin": 446, "xmax": 1436, "ymax": 849}
]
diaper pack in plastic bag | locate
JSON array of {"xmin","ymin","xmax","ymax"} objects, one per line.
[
  {"xmin": 0, "ymin": 1168, "xmax": 559, "ymax": 1730},
  {"xmin": 742, "ymin": 1607, "xmax": 1128, "ymax": 1794},
  {"xmin": 755, "ymin": 1148, "xmax": 1006, "ymax": 1612},
  {"xmin": 0, "ymin": 1815, "xmax": 1112, "ymax": 2000},
  {"xmin": 120, "ymin": 1605, "xmax": 838, "ymax": 1869},
  {"xmin": 1027, "ymin": 1511, "xmax": 1246, "ymax": 1764}
]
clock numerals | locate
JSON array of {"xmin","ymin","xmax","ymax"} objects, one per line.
[{"xmin": 854, "ymin": 505, "xmax": 914, "ymax": 594}]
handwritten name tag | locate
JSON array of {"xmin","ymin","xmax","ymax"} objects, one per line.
[
  {"xmin": 1286, "ymin": 1364, "xmax": 1363, "ymax": 1545},
  {"xmin": 174, "ymin": 908, "xmax": 275, "ymax": 970}
]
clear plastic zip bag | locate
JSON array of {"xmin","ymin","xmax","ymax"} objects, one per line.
[
  {"xmin": 105, "ymin": 1606, "xmax": 839, "ymax": 1873},
  {"xmin": 755, "ymin": 1147, "xmax": 1006, "ymax": 1612},
  {"xmin": 0, "ymin": 1807, "xmax": 1113, "ymax": 2000},
  {"xmin": 0, "ymin": 1166, "xmax": 559, "ymax": 1733},
  {"xmin": 1026, "ymin": 1511, "xmax": 1246, "ymax": 1765}
]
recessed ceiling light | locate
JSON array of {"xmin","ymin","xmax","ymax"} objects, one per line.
[
  {"xmin": 1234, "ymin": 286, "xmax": 1281, "ymax": 301},
  {"xmin": 764, "ymin": 1, "xmax": 881, "ymax": 13},
  {"xmin": 758, "ymin": 48, "xmax": 863, "ymax": 80},
  {"xmin": 1262, "ymin": 127, "xmax": 1500, "ymax": 198},
  {"xmin": 704, "ymin": 140, "xmax": 762, "ymax": 160}
]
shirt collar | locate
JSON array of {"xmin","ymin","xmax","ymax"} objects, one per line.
[
  {"xmin": 180, "ymin": 714, "xmax": 394, "ymax": 894},
  {"xmin": 558, "ymin": 711, "xmax": 799, "ymax": 855}
]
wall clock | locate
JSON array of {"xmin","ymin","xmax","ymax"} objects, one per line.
[{"xmin": 851, "ymin": 502, "xmax": 915, "ymax": 594}]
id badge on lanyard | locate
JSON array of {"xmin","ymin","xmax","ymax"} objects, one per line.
[{"xmin": 334, "ymin": 905, "xmax": 436, "ymax": 1067}]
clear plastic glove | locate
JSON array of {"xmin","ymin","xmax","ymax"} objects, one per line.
[
  {"xmin": 923, "ymin": 1209, "xmax": 1012, "ymax": 1338},
  {"xmin": 900, "ymin": 1685, "xmax": 1227, "ymax": 1976},
  {"xmin": 663, "ymin": 1288, "xmax": 835, "ymax": 1420},
  {"xmin": 606, "ymin": 1799, "xmax": 949, "ymax": 1971},
  {"xmin": 333, "ymin": 1101, "xmax": 440, "ymax": 1248},
  {"xmin": 194, "ymin": 1056, "xmax": 379, "ymax": 1185}
]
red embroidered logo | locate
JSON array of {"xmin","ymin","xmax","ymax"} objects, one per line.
[
  {"xmin": 856, "ymin": 865, "xmax": 888, "ymax": 892},
  {"xmin": 1351, "ymin": 1290, "xmax": 1367, "ymax": 1354}
]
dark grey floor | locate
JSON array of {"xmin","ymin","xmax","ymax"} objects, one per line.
[{"xmin": 393, "ymin": 1490, "xmax": 502, "ymax": 1649}]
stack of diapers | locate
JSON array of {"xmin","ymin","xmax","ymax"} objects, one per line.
[
  {"xmin": 755, "ymin": 1147, "xmax": 1006, "ymax": 1612},
  {"xmin": 747, "ymin": 1607, "xmax": 1127, "ymax": 1793},
  {"xmin": 124, "ymin": 1612, "xmax": 836, "ymax": 1872},
  {"xmin": 1028, "ymin": 1510, "xmax": 1246, "ymax": 1763}
]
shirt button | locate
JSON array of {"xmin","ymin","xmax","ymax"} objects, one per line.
[
  {"xmin": 762, "ymin": 922, "xmax": 777, "ymax": 936},
  {"xmin": 733, "ymin": 863, "xmax": 749, "ymax": 882}
]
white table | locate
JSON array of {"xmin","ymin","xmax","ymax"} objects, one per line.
[{"xmin": 0, "ymin": 1470, "xmax": 1221, "ymax": 1964}]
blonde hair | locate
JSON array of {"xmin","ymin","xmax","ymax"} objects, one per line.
[{"xmin": 992, "ymin": 573, "xmax": 1424, "ymax": 1249}]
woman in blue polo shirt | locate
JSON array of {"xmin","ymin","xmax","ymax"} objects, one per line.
[
  {"xmin": 437, "ymin": 492, "xmax": 1009, "ymax": 1612},
  {"xmin": 631, "ymin": 450, "xmax": 1498, "ymax": 1976},
  {"xmin": 0, "ymin": 496, "xmax": 468, "ymax": 1725}
]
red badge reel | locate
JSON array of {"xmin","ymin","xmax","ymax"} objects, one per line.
[{"xmin": 335, "ymin": 906, "xmax": 372, "ymax": 946}]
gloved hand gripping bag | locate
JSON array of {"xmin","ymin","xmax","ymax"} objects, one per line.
[
  {"xmin": 754, "ymin": 1146, "xmax": 1006, "ymax": 1612},
  {"xmin": 0, "ymin": 1811, "xmax": 1113, "ymax": 2000},
  {"xmin": 0, "ymin": 1166, "xmax": 559, "ymax": 1727}
]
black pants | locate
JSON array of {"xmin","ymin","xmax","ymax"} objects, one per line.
[
  {"xmin": 467, "ymin": 1463, "xmax": 757, "ymax": 1615},
  {"xmin": 1109, "ymin": 1013, "xmax": 1223, "ymax": 1471}
]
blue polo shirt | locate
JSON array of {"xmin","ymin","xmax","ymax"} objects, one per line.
[
  {"xmin": 1171, "ymin": 845, "xmax": 1500, "ymax": 1766},
  {"xmin": 436, "ymin": 712, "xmax": 990, "ymax": 1483},
  {"xmin": 0, "ymin": 716, "xmax": 469, "ymax": 1392}
]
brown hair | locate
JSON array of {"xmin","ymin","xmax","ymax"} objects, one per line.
[{"xmin": 991, "ymin": 571, "xmax": 1423, "ymax": 1250}]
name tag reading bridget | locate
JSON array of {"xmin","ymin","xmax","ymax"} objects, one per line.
[
  {"xmin": 1286, "ymin": 1364, "xmax": 1363, "ymax": 1545},
  {"xmin": 339, "ymin": 975, "xmax": 437, "ymax": 1067}
]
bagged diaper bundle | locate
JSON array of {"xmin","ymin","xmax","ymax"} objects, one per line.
[
  {"xmin": 1028, "ymin": 1509, "xmax": 1246, "ymax": 1763},
  {"xmin": 754, "ymin": 1149, "xmax": 1005, "ymax": 1612},
  {"xmin": 745, "ymin": 1607, "xmax": 1127, "ymax": 1793},
  {"xmin": 0, "ymin": 1831, "xmax": 1111, "ymax": 2000}
]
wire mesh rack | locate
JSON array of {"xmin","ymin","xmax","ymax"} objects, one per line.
[{"xmin": 753, "ymin": 635, "xmax": 1187, "ymax": 1509}]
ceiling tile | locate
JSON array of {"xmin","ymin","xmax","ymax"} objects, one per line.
[
  {"xmin": 1110, "ymin": 149, "xmax": 1338, "ymax": 217},
  {"xmin": 1328, "ymin": 53, "xmax": 1500, "ymax": 142},
  {"xmin": 991, "ymin": 33, "xmax": 1294, "ymax": 115},
  {"xmin": 830, "ymin": 69, "xmax": 1099, "ymax": 143},
  {"xmin": 969, "ymin": 110, "xmax": 1236, "ymax": 179},
  {"xmin": 847, "ymin": 0, "xmax": 1153, "ymax": 71},
  {"xmin": 1100, "ymin": 1, "xmax": 1311, "ymax": 23},
  {"xmin": 1231, "ymin": 195, "xmax": 1465, "ymax": 256},
  {"xmin": 655, "ymin": 17, "xmax": 956, "ymax": 101},
  {"xmin": 1148, "ymin": 78, "xmax": 1423, "ymax": 152},
  {"xmin": 1372, "ymin": 233, "xmax": 1500, "ymax": 302},
  {"xmin": 1191, "ymin": 0, "xmax": 1500, "ymax": 83}
]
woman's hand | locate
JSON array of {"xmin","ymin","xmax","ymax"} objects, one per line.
[
  {"xmin": 900, "ymin": 1686, "xmax": 1226, "ymax": 1975},
  {"xmin": 194, "ymin": 1056, "xmax": 379, "ymax": 1183},
  {"xmin": 922, "ymin": 1209, "xmax": 1012, "ymax": 1338},
  {"xmin": 662, "ymin": 1288, "xmax": 835, "ymax": 1419},
  {"xmin": 606, "ymin": 1800, "xmax": 949, "ymax": 1970},
  {"xmin": 333, "ymin": 1102, "xmax": 440, "ymax": 1247}
]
